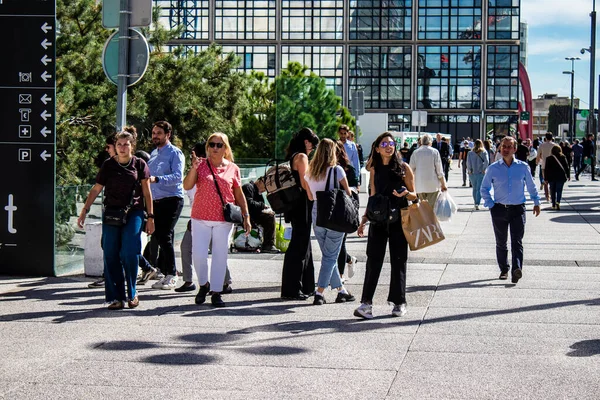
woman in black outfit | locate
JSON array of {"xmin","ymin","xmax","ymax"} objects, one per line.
[
  {"xmin": 281, "ymin": 128, "xmax": 320, "ymax": 300},
  {"xmin": 335, "ymin": 141, "xmax": 358, "ymax": 279},
  {"xmin": 544, "ymin": 144, "xmax": 570, "ymax": 210},
  {"xmin": 354, "ymin": 132, "xmax": 417, "ymax": 319}
]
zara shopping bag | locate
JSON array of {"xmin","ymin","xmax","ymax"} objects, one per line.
[{"xmin": 401, "ymin": 200, "xmax": 445, "ymax": 251}]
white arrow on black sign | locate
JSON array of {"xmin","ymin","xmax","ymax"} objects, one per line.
[
  {"xmin": 41, "ymin": 38, "xmax": 52, "ymax": 50},
  {"xmin": 40, "ymin": 150, "xmax": 51, "ymax": 161},
  {"xmin": 41, "ymin": 71, "xmax": 52, "ymax": 82},
  {"xmin": 41, "ymin": 55, "xmax": 52, "ymax": 66},
  {"xmin": 40, "ymin": 127, "xmax": 52, "ymax": 137},
  {"xmin": 41, "ymin": 22, "xmax": 53, "ymax": 34},
  {"xmin": 41, "ymin": 94, "xmax": 52, "ymax": 105},
  {"xmin": 40, "ymin": 110, "xmax": 51, "ymax": 121}
]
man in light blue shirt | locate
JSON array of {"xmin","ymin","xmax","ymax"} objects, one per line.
[
  {"xmin": 481, "ymin": 136, "xmax": 540, "ymax": 284},
  {"xmin": 338, "ymin": 125, "xmax": 361, "ymax": 190},
  {"xmin": 147, "ymin": 121, "xmax": 185, "ymax": 290}
]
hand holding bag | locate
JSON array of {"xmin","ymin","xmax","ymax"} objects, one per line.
[
  {"xmin": 433, "ymin": 190, "xmax": 457, "ymax": 222},
  {"xmin": 401, "ymin": 200, "xmax": 445, "ymax": 251},
  {"xmin": 366, "ymin": 193, "xmax": 400, "ymax": 224},
  {"xmin": 315, "ymin": 167, "xmax": 360, "ymax": 233},
  {"xmin": 207, "ymin": 160, "xmax": 244, "ymax": 224}
]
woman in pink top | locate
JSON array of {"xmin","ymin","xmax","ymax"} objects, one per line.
[{"xmin": 183, "ymin": 133, "xmax": 251, "ymax": 307}]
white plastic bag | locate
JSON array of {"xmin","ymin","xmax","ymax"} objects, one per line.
[
  {"xmin": 433, "ymin": 191, "xmax": 457, "ymax": 222},
  {"xmin": 233, "ymin": 225, "xmax": 263, "ymax": 251}
]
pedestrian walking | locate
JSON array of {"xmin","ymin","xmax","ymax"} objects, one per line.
[
  {"xmin": 536, "ymin": 132, "xmax": 555, "ymax": 201},
  {"xmin": 335, "ymin": 141, "xmax": 358, "ymax": 280},
  {"xmin": 466, "ymin": 139, "xmax": 489, "ymax": 210},
  {"xmin": 458, "ymin": 140, "xmax": 471, "ymax": 186},
  {"xmin": 77, "ymin": 130, "xmax": 154, "ymax": 309},
  {"xmin": 572, "ymin": 139, "xmax": 583, "ymax": 179},
  {"xmin": 354, "ymin": 132, "xmax": 418, "ymax": 319},
  {"xmin": 409, "ymin": 133, "xmax": 447, "ymax": 206},
  {"xmin": 480, "ymin": 137, "xmax": 541, "ymax": 284},
  {"xmin": 544, "ymin": 145, "xmax": 570, "ymax": 210},
  {"xmin": 582, "ymin": 134, "xmax": 598, "ymax": 181}
]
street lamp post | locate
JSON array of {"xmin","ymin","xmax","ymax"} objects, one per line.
[{"xmin": 564, "ymin": 57, "xmax": 581, "ymax": 142}]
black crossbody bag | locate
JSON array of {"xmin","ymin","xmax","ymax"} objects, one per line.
[{"xmin": 207, "ymin": 160, "xmax": 244, "ymax": 224}]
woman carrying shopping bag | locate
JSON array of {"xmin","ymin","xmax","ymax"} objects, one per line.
[
  {"xmin": 354, "ymin": 132, "xmax": 418, "ymax": 319},
  {"xmin": 467, "ymin": 139, "xmax": 489, "ymax": 210},
  {"xmin": 305, "ymin": 138, "xmax": 355, "ymax": 305}
]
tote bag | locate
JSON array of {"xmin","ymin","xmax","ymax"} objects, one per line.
[
  {"xmin": 401, "ymin": 200, "xmax": 445, "ymax": 251},
  {"xmin": 315, "ymin": 167, "xmax": 360, "ymax": 233}
]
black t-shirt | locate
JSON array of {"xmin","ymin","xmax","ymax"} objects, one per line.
[
  {"xmin": 374, "ymin": 162, "xmax": 409, "ymax": 210},
  {"xmin": 96, "ymin": 156, "xmax": 150, "ymax": 210}
]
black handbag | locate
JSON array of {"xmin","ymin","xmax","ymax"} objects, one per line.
[
  {"xmin": 207, "ymin": 160, "xmax": 244, "ymax": 224},
  {"xmin": 315, "ymin": 167, "xmax": 359, "ymax": 233},
  {"xmin": 103, "ymin": 206, "xmax": 129, "ymax": 226},
  {"xmin": 366, "ymin": 193, "xmax": 401, "ymax": 224}
]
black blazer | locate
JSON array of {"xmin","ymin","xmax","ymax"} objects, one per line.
[
  {"xmin": 432, "ymin": 140, "xmax": 450, "ymax": 159},
  {"xmin": 544, "ymin": 154, "xmax": 570, "ymax": 182},
  {"xmin": 241, "ymin": 181, "xmax": 266, "ymax": 219}
]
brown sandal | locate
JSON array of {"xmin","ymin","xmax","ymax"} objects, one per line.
[
  {"xmin": 128, "ymin": 296, "xmax": 139, "ymax": 309},
  {"xmin": 107, "ymin": 300, "xmax": 124, "ymax": 310}
]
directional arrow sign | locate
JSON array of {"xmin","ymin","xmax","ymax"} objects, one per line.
[
  {"xmin": 41, "ymin": 71, "xmax": 51, "ymax": 82},
  {"xmin": 41, "ymin": 22, "xmax": 53, "ymax": 34},
  {"xmin": 40, "ymin": 127, "xmax": 52, "ymax": 138},
  {"xmin": 40, "ymin": 150, "xmax": 51, "ymax": 161},
  {"xmin": 40, "ymin": 110, "xmax": 51, "ymax": 121},
  {"xmin": 41, "ymin": 55, "xmax": 52, "ymax": 66},
  {"xmin": 41, "ymin": 94, "xmax": 52, "ymax": 105},
  {"xmin": 41, "ymin": 38, "xmax": 52, "ymax": 50}
]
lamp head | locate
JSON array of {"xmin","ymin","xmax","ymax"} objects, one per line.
[{"xmin": 581, "ymin": 48, "xmax": 587, "ymax": 55}]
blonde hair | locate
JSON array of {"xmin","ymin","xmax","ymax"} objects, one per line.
[
  {"xmin": 206, "ymin": 132, "xmax": 234, "ymax": 162},
  {"xmin": 308, "ymin": 138, "xmax": 337, "ymax": 181}
]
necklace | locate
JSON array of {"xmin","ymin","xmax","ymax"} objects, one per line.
[{"xmin": 117, "ymin": 157, "xmax": 132, "ymax": 168}]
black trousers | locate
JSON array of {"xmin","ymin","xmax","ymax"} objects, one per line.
[
  {"xmin": 441, "ymin": 158, "xmax": 450, "ymax": 182},
  {"xmin": 528, "ymin": 160, "xmax": 537, "ymax": 177},
  {"xmin": 251, "ymin": 212, "xmax": 276, "ymax": 248},
  {"xmin": 336, "ymin": 234, "xmax": 352, "ymax": 275},
  {"xmin": 490, "ymin": 204, "xmax": 525, "ymax": 273},
  {"xmin": 281, "ymin": 197, "xmax": 315, "ymax": 296},
  {"xmin": 153, "ymin": 196, "xmax": 184, "ymax": 276},
  {"xmin": 360, "ymin": 220, "xmax": 408, "ymax": 306}
]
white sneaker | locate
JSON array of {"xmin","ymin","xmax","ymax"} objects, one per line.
[
  {"xmin": 392, "ymin": 303, "xmax": 407, "ymax": 317},
  {"xmin": 160, "ymin": 275, "xmax": 177, "ymax": 290},
  {"xmin": 347, "ymin": 256, "xmax": 357, "ymax": 279},
  {"xmin": 151, "ymin": 277, "xmax": 166, "ymax": 289},
  {"xmin": 353, "ymin": 303, "xmax": 373, "ymax": 319}
]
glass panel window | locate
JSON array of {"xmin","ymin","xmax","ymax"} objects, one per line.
[
  {"xmin": 418, "ymin": 0, "xmax": 482, "ymax": 40},
  {"xmin": 222, "ymin": 45, "xmax": 277, "ymax": 78},
  {"xmin": 215, "ymin": 1, "xmax": 276, "ymax": 39},
  {"xmin": 350, "ymin": 1, "xmax": 412, "ymax": 40},
  {"xmin": 487, "ymin": 45, "xmax": 519, "ymax": 109},
  {"xmin": 417, "ymin": 45, "xmax": 481, "ymax": 109},
  {"xmin": 488, "ymin": 0, "xmax": 520, "ymax": 40},
  {"xmin": 153, "ymin": 1, "xmax": 210, "ymax": 39},
  {"xmin": 282, "ymin": 1, "xmax": 344, "ymax": 40},
  {"xmin": 486, "ymin": 114, "xmax": 519, "ymax": 139},
  {"xmin": 282, "ymin": 46, "xmax": 344, "ymax": 97},
  {"xmin": 349, "ymin": 46, "xmax": 411, "ymax": 109}
]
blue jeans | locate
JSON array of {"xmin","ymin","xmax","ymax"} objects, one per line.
[
  {"xmin": 549, "ymin": 181, "xmax": 565, "ymax": 206},
  {"xmin": 102, "ymin": 209, "xmax": 144, "ymax": 303},
  {"xmin": 312, "ymin": 224, "xmax": 345, "ymax": 290},
  {"xmin": 470, "ymin": 173, "xmax": 484, "ymax": 206}
]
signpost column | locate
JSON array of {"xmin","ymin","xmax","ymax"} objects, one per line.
[
  {"xmin": 0, "ymin": 0, "xmax": 56, "ymax": 275},
  {"xmin": 116, "ymin": 0, "xmax": 131, "ymax": 131}
]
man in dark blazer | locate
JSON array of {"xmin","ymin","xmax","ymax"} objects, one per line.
[{"xmin": 432, "ymin": 133, "xmax": 451, "ymax": 181}]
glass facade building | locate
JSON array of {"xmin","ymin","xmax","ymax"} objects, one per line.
[{"xmin": 154, "ymin": 0, "xmax": 521, "ymax": 139}]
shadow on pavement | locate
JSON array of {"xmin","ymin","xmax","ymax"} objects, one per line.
[{"xmin": 567, "ymin": 339, "xmax": 600, "ymax": 357}]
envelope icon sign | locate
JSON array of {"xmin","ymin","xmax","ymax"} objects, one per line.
[{"xmin": 19, "ymin": 94, "xmax": 32, "ymax": 104}]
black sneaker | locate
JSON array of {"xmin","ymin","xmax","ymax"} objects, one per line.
[
  {"xmin": 511, "ymin": 269, "xmax": 522, "ymax": 284},
  {"xmin": 313, "ymin": 294, "xmax": 326, "ymax": 305},
  {"xmin": 261, "ymin": 245, "xmax": 281, "ymax": 254},
  {"xmin": 195, "ymin": 283, "xmax": 210, "ymax": 305},
  {"xmin": 222, "ymin": 284, "xmax": 233, "ymax": 294},
  {"xmin": 88, "ymin": 278, "xmax": 105, "ymax": 288},
  {"xmin": 335, "ymin": 292, "xmax": 356, "ymax": 303},
  {"xmin": 499, "ymin": 271, "xmax": 508, "ymax": 280},
  {"xmin": 137, "ymin": 267, "xmax": 157, "ymax": 285},
  {"xmin": 211, "ymin": 293, "xmax": 225, "ymax": 307},
  {"xmin": 174, "ymin": 282, "xmax": 196, "ymax": 293}
]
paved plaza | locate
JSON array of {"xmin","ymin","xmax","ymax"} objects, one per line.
[{"xmin": 1, "ymin": 163, "xmax": 600, "ymax": 399}]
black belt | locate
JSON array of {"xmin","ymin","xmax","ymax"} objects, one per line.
[
  {"xmin": 496, "ymin": 203, "xmax": 524, "ymax": 208},
  {"xmin": 154, "ymin": 196, "xmax": 183, "ymax": 203}
]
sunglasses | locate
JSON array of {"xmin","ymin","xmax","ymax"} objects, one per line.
[
  {"xmin": 208, "ymin": 142, "xmax": 224, "ymax": 149},
  {"xmin": 380, "ymin": 141, "xmax": 396, "ymax": 148}
]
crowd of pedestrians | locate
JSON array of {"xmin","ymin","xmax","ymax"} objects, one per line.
[{"xmin": 80, "ymin": 122, "xmax": 596, "ymax": 318}]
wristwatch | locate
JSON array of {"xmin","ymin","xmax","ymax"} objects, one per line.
[
  {"xmin": 147, "ymin": 213, "xmax": 155, "ymax": 219},
  {"xmin": 243, "ymin": 213, "xmax": 250, "ymax": 217},
  {"xmin": 154, "ymin": 176, "xmax": 160, "ymax": 183}
]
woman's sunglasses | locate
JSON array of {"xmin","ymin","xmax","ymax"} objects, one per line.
[
  {"xmin": 380, "ymin": 141, "xmax": 396, "ymax": 148},
  {"xmin": 208, "ymin": 142, "xmax": 224, "ymax": 149}
]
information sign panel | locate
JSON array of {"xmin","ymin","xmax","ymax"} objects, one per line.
[{"xmin": 0, "ymin": 0, "xmax": 56, "ymax": 276}]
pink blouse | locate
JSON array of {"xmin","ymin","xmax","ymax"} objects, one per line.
[{"xmin": 191, "ymin": 158, "xmax": 241, "ymax": 222}]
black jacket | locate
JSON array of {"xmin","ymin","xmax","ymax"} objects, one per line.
[
  {"xmin": 241, "ymin": 181, "xmax": 266, "ymax": 220},
  {"xmin": 432, "ymin": 140, "xmax": 450, "ymax": 160},
  {"xmin": 583, "ymin": 139, "xmax": 596, "ymax": 158},
  {"xmin": 544, "ymin": 154, "xmax": 570, "ymax": 182}
]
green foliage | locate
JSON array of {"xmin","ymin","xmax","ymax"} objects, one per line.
[{"xmin": 548, "ymin": 105, "xmax": 570, "ymax": 136}]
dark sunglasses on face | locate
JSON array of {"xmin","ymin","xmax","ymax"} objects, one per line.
[
  {"xmin": 380, "ymin": 141, "xmax": 395, "ymax": 148},
  {"xmin": 208, "ymin": 142, "xmax": 224, "ymax": 149}
]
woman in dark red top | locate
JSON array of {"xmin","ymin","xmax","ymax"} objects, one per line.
[{"xmin": 78, "ymin": 131, "xmax": 154, "ymax": 310}]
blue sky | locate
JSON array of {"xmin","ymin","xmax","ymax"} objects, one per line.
[{"xmin": 523, "ymin": 0, "xmax": 598, "ymax": 108}]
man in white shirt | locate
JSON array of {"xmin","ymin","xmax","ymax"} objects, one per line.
[
  {"xmin": 536, "ymin": 132, "xmax": 555, "ymax": 200},
  {"xmin": 409, "ymin": 133, "xmax": 448, "ymax": 205}
]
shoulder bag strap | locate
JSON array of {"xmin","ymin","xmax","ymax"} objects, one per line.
[
  {"xmin": 207, "ymin": 160, "xmax": 226, "ymax": 207},
  {"xmin": 324, "ymin": 166, "xmax": 335, "ymax": 191},
  {"xmin": 552, "ymin": 155, "xmax": 568, "ymax": 180}
]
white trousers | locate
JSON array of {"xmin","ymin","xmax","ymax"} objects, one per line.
[{"xmin": 191, "ymin": 219, "xmax": 233, "ymax": 293}]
